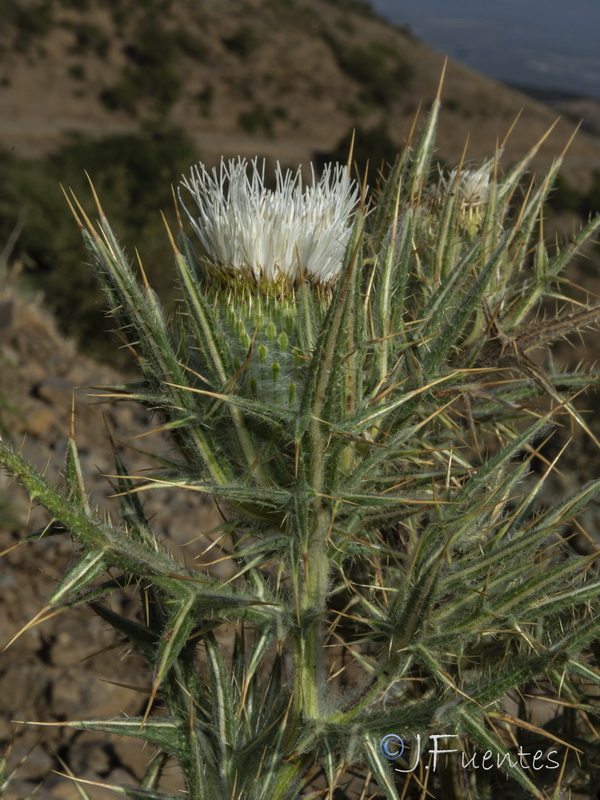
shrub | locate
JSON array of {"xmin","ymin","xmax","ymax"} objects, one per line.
[
  {"xmin": 323, "ymin": 0, "xmax": 377, "ymax": 18},
  {"xmin": 4, "ymin": 0, "xmax": 54, "ymax": 52},
  {"xmin": 68, "ymin": 62, "xmax": 86, "ymax": 80},
  {"xmin": 0, "ymin": 127, "xmax": 199, "ymax": 363},
  {"xmin": 67, "ymin": 21, "xmax": 111, "ymax": 58},
  {"xmin": 175, "ymin": 27, "xmax": 208, "ymax": 61},
  {"xmin": 59, "ymin": 0, "xmax": 91, "ymax": 10},
  {"xmin": 238, "ymin": 103, "xmax": 276, "ymax": 136},
  {"xmin": 100, "ymin": 70, "xmax": 140, "ymax": 114},
  {"xmin": 101, "ymin": 64, "xmax": 182, "ymax": 115},
  {"xmin": 101, "ymin": 14, "xmax": 183, "ymax": 115},
  {"xmin": 196, "ymin": 84, "xmax": 214, "ymax": 117},
  {"xmin": 328, "ymin": 38, "xmax": 413, "ymax": 105},
  {"xmin": 318, "ymin": 123, "xmax": 399, "ymax": 177},
  {"xmin": 223, "ymin": 24, "xmax": 260, "ymax": 59}
]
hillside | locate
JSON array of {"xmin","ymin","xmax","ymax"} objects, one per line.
[{"xmin": 2, "ymin": 0, "xmax": 600, "ymax": 185}]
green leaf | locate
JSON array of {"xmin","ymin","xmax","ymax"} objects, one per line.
[
  {"xmin": 111, "ymin": 786, "xmax": 184, "ymax": 800},
  {"xmin": 469, "ymin": 653, "xmax": 551, "ymax": 707},
  {"xmin": 567, "ymin": 658, "xmax": 600, "ymax": 689},
  {"xmin": 111, "ymin": 449, "xmax": 160, "ymax": 551},
  {"xmin": 205, "ymin": 632, "xmax": 236, "ymax": 782},
  {"xmin": 90, "ymin": 601, "xmax": 158, "ymax": 659},
  {"xmin": 49, "ymin": 550, "xmax": 108, "ymax": 606},
  {"xmin": 150, "ymin": 594, "xmax": 197, "ymax": 700},
  {"xmin": 297, "ymin": 213, "xmax": 364, "ymax": 433},
  {"xmin": 175, "ymin": 233, "xmax": 232, "ymax": 385},
  {"xmin": 422, "ymin": 229, "xmax": 512, "ymax": 372},
  {"xmin": 458, "ymin": 709, "xmax": 545, "ymax": 799},
  {"xmin": 67, "ymin": 717, "xmax": 180, "ymax": 752},
  {"xmin": 407, "ymin": 96, "xmax": 441, "ymax": 197},
  {"xmin": 533, "ymin": 577, "xmax": 600, "ymax": 615},
  {"xmin": 363, "ymin": 734, "xmax": 401, "ymax": 800},
  {"xmin": 340, "ymin": 370, "xmax": 463, "ymax": 432},
  {"xmin": 65, "ymin": 436, "xmax": 91, "ymax": 516}
]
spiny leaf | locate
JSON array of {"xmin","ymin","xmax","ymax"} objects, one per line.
[
  {"xmin": 205, "ymin": 631, "xmax": 236, "ymax": 781},
  {"xmin": 57, "ymin": 773, "xmax": 183, "ymax": 800},
  {"xmin": 175, "ymin": 232, "xmax": 232, "ymax": 385},
  {"xmin": 66, "ymin": 717, "xmax": 181, "ymax": 752},
  {"xmin": 567, "ymin": 658, "xmax": 600, "ymax": 689},
  {"xmin": 363, "ymin": 734, "xmax": 401, "ymax": 800},
  {"xmin": 65, "ymin": 436, "xmax": 91, "ymax": 516},
  {"xmin": 90, "ymin": 601, "xmax": 158, "ymax": 659},
  {"xmin": 49, "ymin": 550, "xmax": 108, "ymax": 607},
  {"xmin": 458, "ymin": 709, "xmax": 545, "ymax": 799},
  {"xmin": 110, "ymin": 448, "xmax": 159, "ymax": 551},
  {"xmin": 144, "ymin": 594, "xmax": 198, "ymax": 721}
]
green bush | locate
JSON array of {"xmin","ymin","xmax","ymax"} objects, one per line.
[
  {"xmin": 101, "ymin": 14, "xmax": 183, "ymax": 115},
  {"xmin": 67, "ymin": 21, "xmax": 111, "ymax": 58},
  {"xmin": 319, "ymin": 123, "xmax": 399, "ymax": 177},
  {"xmin": 68, "ymin": 62, "xmax": 86, "ymax": 80},
  {"xmin": 0, "ymin": 127, "xmax": 199, "ymax": 363},
  {"xmin": 238, "ymin": 103, "xmax": 276, "ymax": 136},
  {"xmin": 101, "ymin": 64, "xmax": 182, "ymax": 115},
  {"xmin": 175, "ymin": 27, "xmax": 208, "ymax": 61},
  {"xmin": 327, "ymin": 38, "xmax": 413, "ymax": 106},
  {"xmin": 324, "ymin": 0, "xmax": 377, "ymax": 18},
  {"xmin": 196, "ymin": 84, "xmax": 214, "ymax": 117},
  {"xmin": 222, "ymin": 24, "xmax": 260, "ymax": 59},
  {"xmin": 4, "ymin": 0, "xmax": 54, "ymax": 52},
  {"xmin": 59, "ymin": 0, "xmax": 91, "ymax": 10},
  {"xmin": 100, "ymin": 70, "xmax": 140, "ymax": 114}
]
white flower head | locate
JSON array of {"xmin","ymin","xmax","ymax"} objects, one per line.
[
  {"xmin": 431, "ymin": 162, "xmax": 492, "ymax": 222},
  {"xmin": 179, "ymin": 158, "xmax": 360, "ymax": 289}
]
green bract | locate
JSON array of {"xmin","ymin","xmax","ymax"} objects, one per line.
[{"xmin": 3, "ymin": 98, "xmax": 600, "ymax": 799}]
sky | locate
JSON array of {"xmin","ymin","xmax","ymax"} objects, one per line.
[{"xmin": 371, "ymin": 0, "xmax": 600, "ymax": 99}]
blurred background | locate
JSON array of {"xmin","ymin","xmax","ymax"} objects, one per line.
[
  {"xmin": 376, "ymin": 0, "xmax": 600, "ymax": 100},
  {"xmin": 1, "ymin": 1, "xmax": 600, "ymax": 797}
]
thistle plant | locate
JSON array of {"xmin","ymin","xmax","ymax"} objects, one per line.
[{"xmin": 3, "ymin": 94, "xmax": 600, "ymax": 800}]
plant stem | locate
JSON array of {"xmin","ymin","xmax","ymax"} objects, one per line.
[{"xmin": 298, "ymin": 517, "xmax": 330, "ymax": 718}]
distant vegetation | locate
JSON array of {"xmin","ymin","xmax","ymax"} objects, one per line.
[
  {"xmin": 238, "ymin": 104, "xmax": 287, "ymax": 137},
  {"xmin": 318, "ymin": 124, "xmax": 399, "ymax": 176},
  {"xmin": 0, "ymin": 0, "xmax": 419, "ymax": 147},
  {"xmin": 100, "ymin": 13, "xmax": 200, "ymax": 116},
  {"xmin": 222, "ymin": 24, "xmax": 261, "ymax": 59},
  {"xmin": 322, "ymin": 0, "xmax": 378, "ymax": 18},
  {"xmin": 0, "ymin": 126, "xmax": 200, "ymax": 364},
  {"xmin": 324, "ymin": 34, "xmax": 413, "ymax": 106},
  {"xmin": 3, "ymin": 0, "xmax": 55, "ymax": 52}
]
